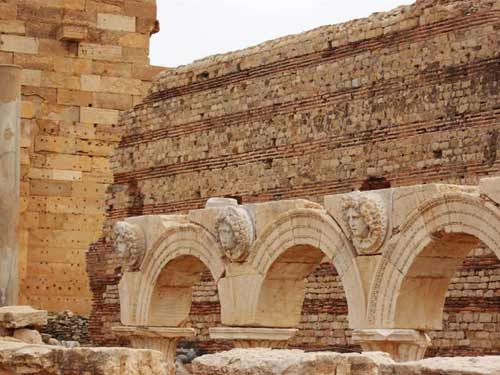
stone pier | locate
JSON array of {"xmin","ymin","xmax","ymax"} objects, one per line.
[{"xmin": 0, "ymin": 65, "xmax": 21, "ymax": 307}]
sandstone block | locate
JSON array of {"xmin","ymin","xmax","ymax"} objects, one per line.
[
  {"xmin": 56, "ymin": 24, "xmax": 88, "ymax": 42},
  {"xmin": 0, "ymin": 20, "xmax": 25, "ymax": 35},
  {"xmin": 80, "ymin": 107, "xmax": 119, "ymax": 125},
  {"xmin": 0, "ymin": 35, "xmax": 38, "ymax": 54},
  {"xmin": 78, "ymin": 43, "xmax": 122, "ymax": 61},
  {"xmin": 13, "ymin": 328, "xmax": 43, "ymax": 344},
  {"xmin": 0, "ymin": 306, "xmax": 47, "ymax": 329},
  {"xmin": 97, "ymin": 13, "xmax": 136, "ymax": 32}
]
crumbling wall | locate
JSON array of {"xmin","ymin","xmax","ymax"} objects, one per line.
[
  {"xmin": 89, "ymin": 0, "xmax": 500, "ymax": 356},
  {"xmin": 0, "ymin": 0, "xmax": 164, "ymax": 314}
]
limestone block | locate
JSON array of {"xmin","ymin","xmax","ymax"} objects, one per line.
[
  {"xmin": 21, "ymin": 69, "xmax": 41, "ymax": 87},
  {"xmin": 80, "ymin": 107, "xmax": 119, "ymax": 125},
  {"xmin": 0, "ymin": 35, "xmax": 38, "ymax": 54},
  {"xmin": 13, "ymin": 328, "xmax": 43, "ymax": 344},
  {"xmin": 56, "ymin": 24, "xmax": 88, "ymax": 42},
  {"xmin": 0, "ymin": 339, "xmax": 167, "ymax": 375},
  {"xmin": 81, "ymin": 74, "xmax": 101, "ymax": 91},
  {"xmin": 0, "ymin": 306, "xmax": 47, "ymax": 329},
  {"xmin": 479, "ymin": 176, "xmax": 500, "ymax": 206},
  {"xmin": 0, "ymin": 21, "xmax": 25, "ymax": 35},
  {"xmin": 98, "ymin": 14, "xmax": 136, "ymax": 32},
  {"xmin": 78, "ymin": 43, "xmax": 122, "ymax": 61}
]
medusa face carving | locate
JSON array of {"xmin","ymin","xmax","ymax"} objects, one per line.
[
  {"xmin": 112, "ymin": 221, "xmax": 146, "ymax": 272},
  {"xmin": 342, "ymin": 192, "xmax": 387, "ymax": 255},
  {"xmin": 215, "ymin": 206, "xmax": 254, "ymax": 262}
]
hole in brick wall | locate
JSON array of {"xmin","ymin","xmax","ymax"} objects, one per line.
[
  {"xmin": 433, "ymin": 149, "xmax": 443, "ymax": 158},
  {"xmin": 360, "ymin": 176, "xmax": 391, "ymax": 191}
]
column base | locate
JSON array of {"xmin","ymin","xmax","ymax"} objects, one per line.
[
  {"xmin": 113, "ymin": 326, "xmax": 195, "ymax": 375},
  {"xmin": 352, "ymin": 329, "xmax": 431, "ymax": 362},
  {"xmin": 209, "ymin": 327, "xmax": 297, "ymax": 349}
]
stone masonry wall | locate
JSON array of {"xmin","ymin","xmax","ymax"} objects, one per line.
[
  {"xmin": 88, "ymin": 0, "xmax": 500, "ymax": 356},
  {"xmin": 0, "ymin": 0, "xmax": 163, "ymax": 315}
]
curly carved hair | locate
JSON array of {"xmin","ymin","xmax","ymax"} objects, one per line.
[
  {"xmin": 215, "ymin": 206, "xmax": 253, "ymax": 261},
  {"xmin": 112, "ymin": 221, "xmax": 145, "ymax": 271},
  {"xmin": 342, "ymin": 192, "xmax": 387, "ymax": 254}
]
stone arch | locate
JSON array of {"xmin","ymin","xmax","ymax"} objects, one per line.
[
  {"xmin": 368, "ymin": 193, "xmax": 500, "ymax": 329},
  {"xmin": 248, "ymin": 208, "xmax": 366, "ymax": 328},
  {"xmin": 135, "ymin": 223, "xmax": 225, "ymax": 326}
]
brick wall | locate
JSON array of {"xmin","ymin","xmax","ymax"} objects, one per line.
[
  {"xmin": 1, "ymin": 0, "xmax": 164, "ymax": 314},
  {"xmin": 88, "ymin": 0, "xmax": 500, "ymax": 356}
]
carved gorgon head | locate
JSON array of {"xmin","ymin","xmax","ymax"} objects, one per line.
[
  {"xmin": 111, "ymin": 221, "xmax": 146, "ymax": 272},
  {"xmin": 342, "ymin": 192, "xmax": 387, "ymax": 255},
  {"xmin": 215, "ymin": 206, "xmax": 254, "ymax": 262}
]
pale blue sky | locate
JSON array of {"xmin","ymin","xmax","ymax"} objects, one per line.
[{"xmin": 150, "ymin": 0, "xmax": 415, "ymax": 68}]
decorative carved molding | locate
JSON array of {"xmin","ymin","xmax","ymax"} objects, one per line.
[
  {"xmin": 112, "ymin": 221, "xmax": 146, "ymax": 272},
  {"xmin": 215, "ymin": 206, "xmax": 254, "ymax": 262},
  {"xmin": 342, "ymin": 192, "xmax": 388, "ymax": 255}
]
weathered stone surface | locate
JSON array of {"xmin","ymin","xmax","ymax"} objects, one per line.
[
  {"xmin": 0, "ymin": 339, "xmax": 167, "ymax": 375},
  {"xmin": 0, "ymin": 65, "xmax": 21, "ymax": 307},
  {"xmin": 12, "ymin": 328, "xmax": 43, "ymax": 344},
  {"xmin": 192, "ymin": 349, "xmax": 500, "ymax": 375},
  {"xmin": 0, "ymin": 306, "xmax": 48, "ymax": 329}
]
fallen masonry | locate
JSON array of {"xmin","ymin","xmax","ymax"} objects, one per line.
[{"xmin": 192, "ymin": 349, "xmax": 500, "ymax": 375}]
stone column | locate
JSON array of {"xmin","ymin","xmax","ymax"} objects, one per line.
[
  {"xmin": 0, "ymin": 65, "xmax": 21, "ymax": 307},
  {"xmin": 113, "ymin": 326, "xmax": 195, "ymax": 375},
  {"xmin": 352, "ymin": 329, "xmax": 431, "ymax": 362},
  {"xmin": 209, "ymin": 327, "xmax": 298, "ymax": 349}
]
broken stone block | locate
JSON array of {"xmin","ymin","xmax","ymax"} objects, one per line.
[
  {"xmin": 0, "ymin": 339, "xmax": 167, "ymax": 375},
  {"xmin": 0, "ymin": 306, "xmax": 48, "ymax": 329},
  {"xmin": 13, "ymin": 328, "xmax": 43, "ymax": 344}
]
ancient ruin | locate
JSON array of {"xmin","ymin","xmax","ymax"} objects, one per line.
[{"xmin": 0, "ymin": 0, "xmax": 499, "ymax": 373}]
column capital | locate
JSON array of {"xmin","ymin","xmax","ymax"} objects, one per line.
[
  {"xmin": 209, "ymin": 327, "xmax": 297, "ymax": 349},
  {"xmin": 113, "ymin": 326, "xmax": 195, "ymax": 375},
  {"xmin": 352, "ymin": 329, "xmax": 431, "ymax": 362}
]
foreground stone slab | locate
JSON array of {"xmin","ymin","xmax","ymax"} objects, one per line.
[
  {"xmin": 0, "ymin": 306, "xmax": 47, "ymax": 329},
  {"xmin": 192, "ymin": 349, "xmax": 500, "ymax": 375},
  {"xmin": 0, "ymin": 339, "xmax": 167, "ymax": 375}
]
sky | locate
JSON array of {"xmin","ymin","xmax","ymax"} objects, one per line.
[{"xmin": 150, "ymin": 0, "xmax": 415, "ymax": 68}]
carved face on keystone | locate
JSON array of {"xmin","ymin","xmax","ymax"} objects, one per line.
[
  {"xmin": 342, "ymin": 192, "xmax": 387, "ymax": 255},
  {"xmin": 112, "ymin": 221, "xmax": 146, "ymax": 272},
  {"xmin": 218, "ymin": 221, "xmax": 237, "ymax": 251},
  {"xmin": 215, "ymin": 206, "xmax": 254, "ymax": 262},
  {"xmin": 345, "ymin": 207, "xmax": 370, "ymax": 239}
]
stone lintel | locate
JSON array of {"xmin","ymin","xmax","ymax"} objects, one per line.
[{"xmin": 352, "ymin": 329, "xmax": 431, "ymax": 362}]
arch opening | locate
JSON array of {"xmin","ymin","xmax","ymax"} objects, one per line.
[
  {"xmin": 148, "ymin": 255, "xmax": 208, "ymax": 326},
  {"xmin": 394, "ymin": 232, "xmax": 482, "ymax": 330},
  {"xmin": 255, "ymin": 245, "xmax": 326, "ymax": 327}
]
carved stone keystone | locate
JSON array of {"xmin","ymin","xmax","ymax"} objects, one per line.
[
  {"xmin": 352, "ymin": 329, "xmax": 431, "ymax": 362},
  {"xmin": 209, "ymin": 327, "xmax": 298, "ymax": 349},
  {"xmin": 113, "ymin": 326, "xmax": 195, "ymax": 375}
]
